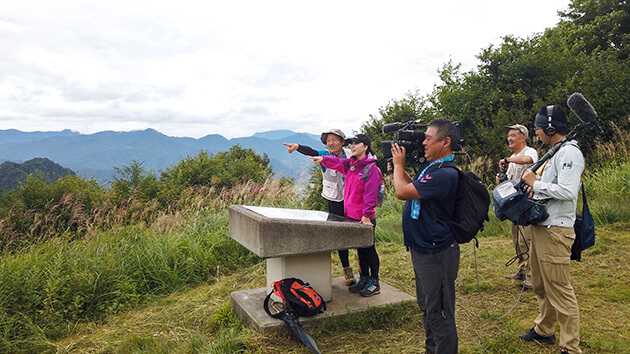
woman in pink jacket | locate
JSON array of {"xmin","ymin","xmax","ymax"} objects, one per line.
[{"xmin": 311, "ymin": 134, "xmax": 382, "ymax": 297}]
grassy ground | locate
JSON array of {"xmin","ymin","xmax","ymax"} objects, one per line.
[{"xmin": 52, "ymin": 223, "xmax": 629, "ymax": 353}]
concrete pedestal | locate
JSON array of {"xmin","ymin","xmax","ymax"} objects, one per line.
[
  {"xmin": 228, "ymin": 205, "xmax": 410, "ymax": 333},
  {"xmin": 267, "ymin": 252, "xmax": 332, "ymax": 301},
  {"xmin": 230, "ymin": 276, "xmax": 416, "ymax": 333},
  {"xmin": 228, "ymin": 205, "xmax": 374, "ymax": 258}
]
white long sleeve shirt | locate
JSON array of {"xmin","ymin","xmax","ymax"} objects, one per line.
[{"xmin": 532, "ymin": 140, "xmax": 584, "ymax": 227}]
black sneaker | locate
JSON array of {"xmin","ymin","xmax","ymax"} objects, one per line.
[
  {"xmin": 349, "ymin": 276, "xmax": 369, "ymax": 293},
  {"xmin": 560, "ymin": 349, "xmax": 569, "ymax": 354},
  {"xmin": 519, "ymin": 327, "xmax": 555, "ymax": 345},
  {"xmin": 359, "ymin": 278, "xmax": 380, "ymax": 297}
]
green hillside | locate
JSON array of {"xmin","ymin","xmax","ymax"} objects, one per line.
[{"xmin": 0, "ymin": 157, "xmax": 74, "ymax": 192}]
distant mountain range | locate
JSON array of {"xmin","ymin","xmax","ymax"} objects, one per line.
[{"xmin": 0, "ymin": 129, "xmax": 324, "ymax": 186}]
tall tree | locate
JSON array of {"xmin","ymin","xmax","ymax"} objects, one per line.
[
  {"xmin": 559, "ymin": 0, "xmax": 630, "ymax": 59},
  {"xmin": 422, "ymin": 0, "xmax": 629, "ymax": 170}
]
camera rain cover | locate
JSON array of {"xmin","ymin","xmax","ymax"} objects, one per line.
[
  {"xmin": 492, "ymin": 180, "xmax": 548, "ymax": 226},
  {"xmin": 492, "ymin": 181, "xmax": 520, "ymax": 220}
]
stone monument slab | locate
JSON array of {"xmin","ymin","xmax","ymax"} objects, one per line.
[{"xmin": 229, "ymin": 205, "xmax": 374, "ymax": 258}]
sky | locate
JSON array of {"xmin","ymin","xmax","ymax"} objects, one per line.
[{"xmin": 0, "ymin": 0, "xmax": 570, "ymax": 139}]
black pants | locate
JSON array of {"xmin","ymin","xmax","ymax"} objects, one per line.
[
  {"xmin": 328, "ymin": 200, "xmax": 350, "ymax": 268},
  {"xmin": 357, "ymin": 218, "xmax": 379, "ymax": 279},
  {"xmin": 411, "ymin": 244, "xmax": 460, "ymax": 354}
]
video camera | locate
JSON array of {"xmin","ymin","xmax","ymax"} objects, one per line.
[{"xmin": 381, "ymin": 120, "xmax": 464, "ymax": 167}]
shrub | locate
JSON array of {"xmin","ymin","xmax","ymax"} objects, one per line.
[
  {"xmin": 159, "ymin": 145, "xmax": 273, "ymax": 203},
  {"xmin": 0, "ymin": 174, "xmax": 105, "ymax": 251}
]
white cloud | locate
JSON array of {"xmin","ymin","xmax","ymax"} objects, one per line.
[{"xmin": 0, "ymin": 0, "xmax": 568, "ymax": 138}]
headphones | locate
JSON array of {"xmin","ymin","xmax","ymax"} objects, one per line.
[{"xmin": 544, "ymin": 105, "xmax": 556, "ymax": 136}]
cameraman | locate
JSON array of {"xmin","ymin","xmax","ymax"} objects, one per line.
[
  {"xmin": 519, "ymin": 105, "xmax": 584, "ymax": 354},
  {"xmin": 497, "ymin": 124, "xmax": 539, "ymax": 289},
  {"xmin": 391, "ymin": 118, "xmax": 460, "ymax": 354}
]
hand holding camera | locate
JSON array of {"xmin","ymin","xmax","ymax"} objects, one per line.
[
  {"xmin": 381, "ymin": 119, "xmax": 463, "ymax": 168},
  {"xmin": 497, "ymin": 157, "xmax": 509, "ymax": 183},
  {"xmin": 389, "ymin": 142, "xmax": 407, "ymax": 166}
]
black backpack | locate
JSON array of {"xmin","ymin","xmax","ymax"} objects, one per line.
[
  {"xmin": 263, "ymin": 278, "xmax": 326, "ymax": 319},
  {"xmin": 425, "ymin": 162, "xmax": 490, "ymax": 246}
]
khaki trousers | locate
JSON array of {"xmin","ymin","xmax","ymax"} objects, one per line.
[
  {"xmin": 530, "ymin": 225, "xmax": 582, "ymax": 354},
  {"xmin": 512, "ymin": 224, "xmax": 532, "ymax": 280}
]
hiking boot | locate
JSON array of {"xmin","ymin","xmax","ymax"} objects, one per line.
[
  {"xmin": 343, "ymin": 266, "xmax": 356, "ymax": 286},
  {"xmin": 505, "ymin": 268, "xmax": 526, "ymax": 280},
  {"xmin": 349, "ymin": 276, "xmax": 369, "ymax": 293},
  {"xmin": 519, "ymin": 279, "xmax": 533, "ymax": 290},
  {"xmin": 359, "ymin": 278, "xmax": 380, "ymax": 297},
  {"xmin": 519, "ymin": 327, "xmax": 555, "ymax": 345}
]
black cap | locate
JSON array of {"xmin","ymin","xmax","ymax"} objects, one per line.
[{"xmin": 346, "ymin": 134, "xmax": 375, "ymax": 155}]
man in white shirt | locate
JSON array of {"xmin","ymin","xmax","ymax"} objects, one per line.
[{"xmin": 497, "ymin": 124, "xmax": 538, "ymax": 289}]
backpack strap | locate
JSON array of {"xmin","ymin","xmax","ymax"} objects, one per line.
[
  {"xmin": 362, "ymin": 162, "xmax": 383, "ymax": 183},
  {"xmin": 361, "ymin": 163, "xmax": 375, "ymax": 181},
  {"xmin": 362, "ymin": 163, "xmax": 372, "ymax": 183},
  {"xmin": 581, "ymin": 183, "xmax": 588, "ymax": 207},
  {"xmin": 435, "ymin": 160, "xmax": 458, "ymax": 171},
  {"xmin": 422, "ymin": 162, "xmax": 459, "ymax": 223},
  {"xmin": 263, "ymin": 290, "xmax": 285, "ymax": 319}
]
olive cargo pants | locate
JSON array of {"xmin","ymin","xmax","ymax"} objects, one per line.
[{"xmin": 530, "ymin": 225, "xmax": 582, "ymax": 354}]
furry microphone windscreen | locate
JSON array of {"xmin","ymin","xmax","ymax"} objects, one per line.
[{"xmin": 567, "ymin": 92, "xmax": 597, "ymax": 124}]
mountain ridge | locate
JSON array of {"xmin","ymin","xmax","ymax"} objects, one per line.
[{"xmin": 0, "ymin": 129, "xmax": 322, "ymax": 185}]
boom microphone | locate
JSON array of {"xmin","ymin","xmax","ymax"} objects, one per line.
[
  {"xmin": 382, "ymin": 122, "xmax": 404, "ymax": 134},
  {"xmin": 567, "ymin": 92, "xmax": 597, "ymax": 123}
]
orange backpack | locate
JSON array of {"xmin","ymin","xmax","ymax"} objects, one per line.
[{"xmin": 263, "ymin": 278, "xmax": 326, "ymax": 319}]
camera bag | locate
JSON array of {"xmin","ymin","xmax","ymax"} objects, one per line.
[
  {"xmin": 492, "ymin": 180, "xmax": 549, "ymax": 226},
  {"xmin": 571, "ymin": 184, "xmax": 596, "ymax": 261}
]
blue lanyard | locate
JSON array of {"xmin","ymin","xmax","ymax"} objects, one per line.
[{"xmin": 410, "ymin": 155, "xmax": 454, "ymax": 220}]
